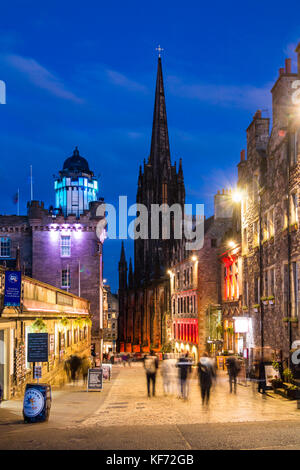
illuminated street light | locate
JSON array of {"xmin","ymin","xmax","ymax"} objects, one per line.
[
  {"xmin": 232, "ymin": 189, "xmax": 243, "ymax": 203},
  {"xmin": 228, "ymin": 240, "xmax": 235, "ymax": 248},
  {"xmin": 167, "ymin": 269, "xmax": 172, "ymax": 276},
  {"xmin": 191, "ymin": 255, "xmax": 197, "ymax": 262}
]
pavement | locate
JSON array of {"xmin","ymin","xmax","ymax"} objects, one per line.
[{"xmin": 1, "ymin": 362, "xmax": 300, "ymax": 449}]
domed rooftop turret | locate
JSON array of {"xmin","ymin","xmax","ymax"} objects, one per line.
[{"xmin": 62, "ymin": 147, "xmax": 91, "ymax": 174}]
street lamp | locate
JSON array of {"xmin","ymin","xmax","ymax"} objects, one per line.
[{"xmin": 232, "ymin": 189, "xmax": 244, "ymax": 203}]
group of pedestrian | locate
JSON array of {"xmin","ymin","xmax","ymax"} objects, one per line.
[
  {"xmin": 143, "ymin": 351, "xmax": 216, "ymax": 403},
  {"xmin": 143, "ymin": 351, "xmax": 244, "ymax": 405}
]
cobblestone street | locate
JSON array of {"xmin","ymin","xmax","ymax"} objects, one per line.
[
  {"xmin": 2, "ymin": 362, "xmax": 300, "ymax": 450},
  {"xmin": 82, "ymin": 362, "xmax": 300, "ymax": 427}
]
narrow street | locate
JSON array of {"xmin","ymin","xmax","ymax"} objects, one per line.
[{"xmin": 1, "ymin": 362, "xmax": 300, "ymax": 449}]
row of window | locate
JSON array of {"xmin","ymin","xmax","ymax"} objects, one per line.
[
  {"xmin": 172, "ymin": 295, "xmax": 197, "ymax": 315},
  {"xmin": 0, "ymin": 235, "xmax": 101, "ymax": 259},
  {"xmin": 0, "ymin": 235, "xmax": 71, "ymax": 258},
  {"xmin": 243, "ymin": 263, "xmax": 299, "ymax": 316},
  {"xmin": 173, "ymin": 322, "xmax": 198, "ymax": 344},
  {"xmin": 173, "ymin": 266, "xmax": 194, "ymax": 290},
  {"xmin": 243, "ymin": 194, "xmax": 298, "ymax": 252}
]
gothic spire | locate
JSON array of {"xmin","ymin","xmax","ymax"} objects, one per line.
[
  {"xmin": 128, "ymin": 257, "xmax": 134, "ymax": 289},
  {"xmin": 149, "ymin": 57, "xmax": 171, "ymax": 172},
  {"xmin": 178, "ymin": 158, "xmax": 184, "ymax": 182},
  {"xmin": 119, "ymin": 241, "xmax": 126, "ymax": 263}
]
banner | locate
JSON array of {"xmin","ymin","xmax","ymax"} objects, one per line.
[{"xmin": 4, "ymin": 270, "xmax": 21, "ymax": 306}]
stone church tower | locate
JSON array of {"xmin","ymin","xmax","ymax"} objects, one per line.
[
  {"xmin": 134, "ymin": 57, "xmax": 185, "ymax": 286},
  {"xmin": 118, "ymin": 57, "xmax": 186, "ymax": 353}
]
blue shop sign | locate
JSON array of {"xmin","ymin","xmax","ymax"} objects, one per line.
[{"xmin": 4, "ymin": 270, "xmax": 21, "ymax": 306}]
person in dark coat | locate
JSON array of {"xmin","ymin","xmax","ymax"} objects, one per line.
[
  {"xmin": 198, "ymin": 353, "xmax": 215, "ymax": 405},
  {"xmin": 143, "ymin": 351, "xmax": 159, "ymax": 397},
  {"xmin": 0, "ymin": 382, "xmax": 3, "ymax": 406},
  {"xmin": 225, "ymin": 356, "xmax": 240, "ymax": 393},
  {"xmin": 176, "ymin": 354, "xmax": 192, "ymax": 400},
  {"xmin": 258, "ymin": 360, "xmax": 266, "ymax": 394}
]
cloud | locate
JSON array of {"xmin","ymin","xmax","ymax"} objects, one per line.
[
  {"xmin": 167, "ymin": 75, "xmax": 272, "ymax": 111},
  {"xmin": 4, "ymin": 54, "xmax": 83, "ymax": 103},
  {"xmin": 106, "ymin": 69, "xmax": 148, "ymax": 93}
]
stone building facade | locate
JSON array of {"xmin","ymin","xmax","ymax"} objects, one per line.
[
  {"xmin": 168, "ymin": 190, "xmax": 234, "ymax": 360},
  {"xmin": 0, "ymin": 266, "xmax": 91, "ymax": 400},
  {"xmin": 118, "ymin": 57, "xmax": 185, "ymax": 353},
  {"xmin": 237, "ymin": 45, "xmax": 300, "ymax": 362},
  {"xmin": 0, "ymin": 149, "xmax": 105, "ymax": 360},
  {"xmin": 103, "ymin": 284, "xmax": 118, "ymax": 354}
]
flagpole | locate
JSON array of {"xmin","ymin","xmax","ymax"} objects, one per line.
[
  {"xmin": 30, "ymin": 165, "xmax": 33, "ymax": 201},
  {"xmin": 78, "ymin": 259, "xmax": 81, "ymax": 297}
]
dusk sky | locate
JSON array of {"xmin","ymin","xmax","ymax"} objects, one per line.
[{"xmin": 1, "ymin": 0, "xmax": 300, "ymax": 291}]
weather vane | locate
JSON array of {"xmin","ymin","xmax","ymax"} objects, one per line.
[{"xmin": 156, "ymin": 45, "xmax": 164, "ymax": 58}]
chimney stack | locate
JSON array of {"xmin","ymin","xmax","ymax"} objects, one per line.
[
  {"xmin": 279, "ymin": 67, "xmax": 285, "ymax": 76},
  {"xmin": 240, "ymin": 149, "xmax": 245, "ymax": 161},
  {"xmin": 296, "ymin": 43, "xmax": 300, "ymax": 75},
  {"xmin": 285, "ymin": 58, "xmax": 292, "ymax": 74}
]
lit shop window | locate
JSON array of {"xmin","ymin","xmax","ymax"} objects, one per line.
[
  {"xmin": 61, "ymin": 235, "xmax": 71, "ymax": 257},
  {"xmin": 61, "ymin": 269, "xmax": 71, "ymax": 289},
  {"xmin": 0, "ymin": 237, "xmax": 11, "ymax": 257},
  {"xmin": 291, "ymin": 193, "xmax": 298, "ymax": 225},
  {"xmin": 268, "ymin": 209, "xmax": 275, "ymax": 237}
]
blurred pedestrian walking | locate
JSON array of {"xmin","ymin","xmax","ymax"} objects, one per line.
[
  {"xmin": 0, "ymin": 382, "xmax": 3, "ymax": 406},
  {"xmin": 68, "ymin": 355, "xmax": 82, "ymax": 384},
  {"xmin": 144, "ymin": 350, "xmax": 159, "ymax": 397},
  {"xmin": 197, "ymin": 353, "xmax": 215, "ymax": 406},
  {"xmin": 177, "ymin": 353, "xmax": 192, "ymax": 400},
  {"xmin": 258, "ymin": 359, "xmax": 266, "ymax": 394},
  {"xmin": 81, "ymin": 356, "xmax": 91, "ymax": 385},
  {"xmin": 127, "ymin": 354, "xmax": 133, "ymax": 367},
  {"xmin": 161, "ymin": 353, "xmax": 176, "ymax": 395},
  {"xmin": 121, "ymin": 354, "xmax": 128, "ymax": 366},
  {"xmin": 225, "ymin": 356, "xmax": 241, "ymax": 393}
]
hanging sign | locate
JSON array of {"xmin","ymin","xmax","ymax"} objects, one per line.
[
  {"xmin": 33, "ymin": 365, "xmax": 42, "ymax": 379},
  {"xmin": 4, "ymin": 271, "xmax": 21, "ymax": 306}
]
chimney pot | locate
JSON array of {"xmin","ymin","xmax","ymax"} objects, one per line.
[{"xmin": 279, "ymin": 67, "xmax": 285, "ymax": 76}]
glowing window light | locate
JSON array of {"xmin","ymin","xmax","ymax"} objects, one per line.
[{"xmin": 233, "ymin": 317, "xmax": 249, "ymax": 333}]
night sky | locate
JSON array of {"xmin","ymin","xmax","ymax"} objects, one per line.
[{"xmin": 1, "ymin": 0, "xmax": 300, "ymax": 292}]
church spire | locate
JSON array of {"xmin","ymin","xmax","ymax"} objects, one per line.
[
  {"xmin": 149, "ymin": 57, "xmax": 171, "ymax": 172},
  {"xmin": 118, "ymin": 242, "xmax": 127, "ymax": 291}
]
